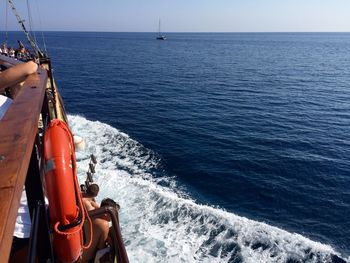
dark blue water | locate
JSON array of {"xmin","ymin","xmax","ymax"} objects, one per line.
[{"xmin": 6, "ymin": 32, "xmax": 350, "ymax": 258}]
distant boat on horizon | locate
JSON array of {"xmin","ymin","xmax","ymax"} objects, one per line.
[{"xmin": 156, "ymin": 19, "xmax": 166, "ymax": 40}]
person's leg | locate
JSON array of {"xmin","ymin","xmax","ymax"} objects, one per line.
[{"xmin": 82, "ymin": 220, "xmax": 104, "ymax": 263}]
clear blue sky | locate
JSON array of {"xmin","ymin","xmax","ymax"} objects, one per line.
[{"xmin": 1, "ymin": 0, "xmax": 350, "ymax": 32}]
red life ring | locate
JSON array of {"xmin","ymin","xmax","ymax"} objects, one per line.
[{"xmin": 44, "ymin": 119, "xmax": 85, "ymax": 262}]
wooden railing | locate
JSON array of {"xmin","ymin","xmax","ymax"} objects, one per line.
[
  {"xmin": 0, "ymin": 55, "xmax": 47, "ymax": 262},
  {"xmin": 0, "ymin": 55, "xmax": 129, "ymax": 263},
  {"xmin": 89, "ymin": 206, "xmax": 130, "ymax": 263}
]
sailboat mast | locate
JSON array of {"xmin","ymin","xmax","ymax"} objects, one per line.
[
  {"xmin": 156, "ymin": 18, "xmax": 166, "ymax": 40},
  {"xmin": 158, "ymin": 19, "xmax": 161, "ymax": 36},
  {"xmin": 7, "ymin": 0, "xmax": 44, "ymax": 57}
]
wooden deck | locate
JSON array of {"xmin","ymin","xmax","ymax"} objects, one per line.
[{"xmin": 0, "ymin": 55, "xmax": 47, "ymax": 261}]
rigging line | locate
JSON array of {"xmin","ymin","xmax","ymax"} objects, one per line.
[
  {"xmin": 34, "ymin": 0, "xmax": 48, "ymax": 55},
  {"xmin": 26, "ymin": 0, "xmax": 38, "ymax": 47},
  {"xmin": 5, "ymin": 0, "xmax": 8, "ymax": 44},
  {"xmin": 7, "ymin": 0, "xmax": 43, "ymax": 57}
]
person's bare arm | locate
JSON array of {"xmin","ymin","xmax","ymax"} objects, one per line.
[
  {"xmin": 97, "ymin": 221, "xmax": 110, "ymax": 249},
  {"xmin": 0, "ymin": 61, "xmax": 38, "ymax": 92},
  {"xmin": 91, "ymin": 201, "xmax": 100, "ymax": 209}
]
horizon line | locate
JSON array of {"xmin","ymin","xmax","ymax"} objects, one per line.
[{"xmin": 1, "ymin": 30, "xmax": 350, "ymax": 34}]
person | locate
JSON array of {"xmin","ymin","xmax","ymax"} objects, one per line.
[
  {"xmin": 16, "ymin": 41, "xmax": 26, "ymax": 59},
  {"xmin": 1, "ymin": 43, "xmax": 8, "ymax": 56},
  {"xmin": 9, "ymin": 189, "xmax": 31, "ymax": 263},
  {"xmin": 18, "ymin": 40, "xmax": 25, "ymax": 51},
  {"xmin": 0, "ymin": 61, "xmax": 38, "ymax": 120},
  {"xmin": 0, "ymin": 61, "xmax": 38, "ymax": 94},
  {"xmin": 0, "ymin": 94, "xmax": 12, "ymax": 120},
  {"xmin": 9, "ymin": 47, "xmax": 15, "ymax": 58},
  {"xmin": 82, "ymin": 183, "xmax": 100, "ymax": 211},
  {"xmin": 81, "ymin": 198, "xmax": 119, "ymax": 263}
]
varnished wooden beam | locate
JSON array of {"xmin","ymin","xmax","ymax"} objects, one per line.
[{"xmin": 0, "ymin": 63, "xmax": 47, "ymax": 262}]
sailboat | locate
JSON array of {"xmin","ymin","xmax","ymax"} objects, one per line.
[{"xmin": 156, "ymin": 19, "xmax": 166, "ymax": 40}]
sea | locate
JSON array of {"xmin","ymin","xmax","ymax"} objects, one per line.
[{"xmin": 6, "ymin": 32, "xmax": 350, "ymax": 262}]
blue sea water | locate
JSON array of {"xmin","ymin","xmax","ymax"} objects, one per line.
[{"xmin": 6, "ymin": 32, "xmax": 350, "ymax": 261}]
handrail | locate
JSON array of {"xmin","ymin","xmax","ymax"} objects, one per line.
[
  {"xmin": 0, "ymin": 56, "xmax": 47, "ymax": 262},
  {"xmin": 88, "ymin": 206, "xmax": 129, "ymax": 263},
  {"xmin": 0, "ymin": 54, "xmax": 23, "ymax": 66}
]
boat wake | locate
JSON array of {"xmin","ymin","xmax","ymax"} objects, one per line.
[{"xmin": 69, "ymin": 115, "xmax": 348, "ymax": 263}]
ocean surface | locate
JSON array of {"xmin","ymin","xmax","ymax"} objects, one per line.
[{"xmin": 7, "ymin": 32, "xmax": 350, "ymax": 262}]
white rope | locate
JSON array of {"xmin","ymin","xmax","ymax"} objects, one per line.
[
  {"xmin": 7, "ymin": 0, "xmax": 43, "ymax": 56},
  {"xmin": 5, "ymin": 0, "xmax": 8, "ymax": 44},
  {"xmin": 26, "ymin": 0, "xmax": 38, "ymax": 48},
  {"xmin": 34, "ymin": 0, "xmax": 48, "ymax": 55}
]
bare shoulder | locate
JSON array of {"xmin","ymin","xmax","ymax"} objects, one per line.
[
  {"xmin": 83, "ymin": 199, "xmax": 95, "ymax": 211},
  {"xmin": 93, "ymin": 217, "xmax": 108, "ymax": 226}
]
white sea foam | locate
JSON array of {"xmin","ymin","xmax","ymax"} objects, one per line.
[{"xmin": 69, "ymin": 114, "xmax": 348, "ymax": 263}]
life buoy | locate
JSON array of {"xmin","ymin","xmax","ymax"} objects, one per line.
[{"xmin": 44, "ymin": 119, "xmax": 85, "ymax": 262}]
